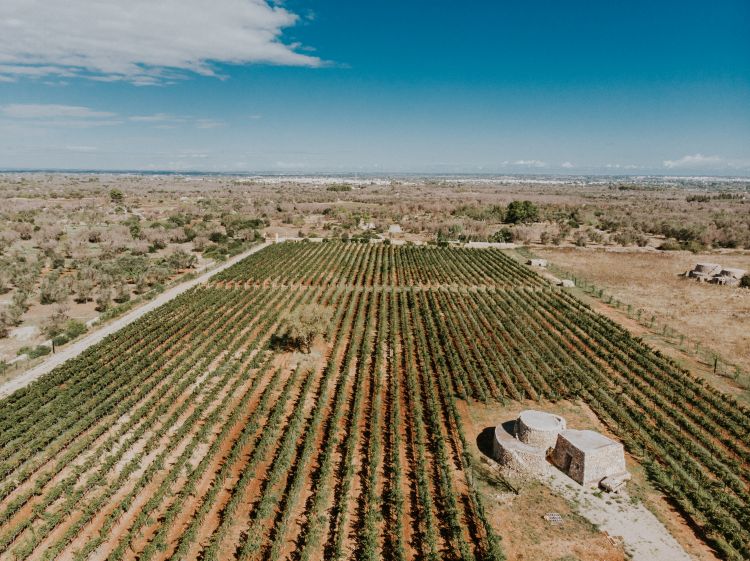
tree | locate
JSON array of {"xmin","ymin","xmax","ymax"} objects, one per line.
[
  {"xmin": 504, "ymin": 200, "xmax": 539, "ymax": 224},
  {"xmin": 113, "ymin": 281, "xmax": 131, "ymax": 304},
  {"xmin": 95, "ymin": 287, "xmax": 111, "ymax": 312},
  {"xmin": 44, "ymin": 304, "xmax": 70, "ymax": 338},
  {"xmin": 5, "ymin": 301, "xmax": 25, "ymax": 326},
  {"xmin": 0, "ymin": 309, "xmax": 12, "ymax": 338},
  {"xmin": 39, "ymin": 272, "xmax": 69, "ymax": 305},
  {"xmin": 74, "ymin": 278, "xmax": 94, "ymax": 303},
  {"xmin": 489, "ymin": 228, "xmax": 514, "ymax": 243},
  {"xmin": 109, "ymin": 188, "xmax": 124, "ymax": 203},
  {"xmin": 166, "ymin": 249, "xmax": 197, "ymax": 270},
  {"xmin": 277, "ymin": 304, "xmax": 333, "ymax": 353},
  {"xmin": 740, "ymin": 275, "xmax": 750, "ymax": 289}
]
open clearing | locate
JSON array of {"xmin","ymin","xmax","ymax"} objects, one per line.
[
  {"xmin": 534, "ymin": 247, "xmax": 750, "ymax": 377},
  {"xmin": 0, "ymin": 242, "xmax": 747, "ymax": 560}
]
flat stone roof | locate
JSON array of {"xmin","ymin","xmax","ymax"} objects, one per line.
[
  {"xmin": 695, "ymin": 263, "xmax": 721, "ymax": 268},
  {"xmin": 518, "ymin": 410, "xmax": 565, "ymax": 431},
  {"xmin": 559, "ymin": 429, "xmax": 620, "ymax": 451}
]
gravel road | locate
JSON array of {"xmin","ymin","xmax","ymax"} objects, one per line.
[
  {"xmin": 546, "ymin": 472, "xmax": 693, "ymax": 561},
  {"xmin": 0, "ymin": 242, "xmax": 269, "ymax": 399}
]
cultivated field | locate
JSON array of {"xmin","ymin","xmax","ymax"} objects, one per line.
[{"xmin": 0, "ymin": 242, "xmax": 748, "ymax": 560}]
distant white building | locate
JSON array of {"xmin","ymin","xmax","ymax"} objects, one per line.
[
  {"xmin": 527, "ymin": 258, "xmax": 548, "ymax": 267},
  {"xmin": 388, "ymin": 224, "xmax": 402, "ymax": 234}
]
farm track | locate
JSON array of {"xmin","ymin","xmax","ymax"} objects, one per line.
[{"xmin": 0, "ymin": 242, "xmax": 748, "ymax": 560}]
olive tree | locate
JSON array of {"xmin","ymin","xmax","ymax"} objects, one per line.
[{"xmin": 277, "ymin": 304, "xmax": 333, "ymax": 353}]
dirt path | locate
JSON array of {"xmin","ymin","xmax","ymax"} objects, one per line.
[
  {"xmin": 0, "ymin": 242, "xmax": 270, "ymax": 399},
  {"xmin": 545, "ymin": 472, "xmax": 693, "ymax": 561}
]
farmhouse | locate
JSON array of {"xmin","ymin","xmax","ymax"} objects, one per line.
[{"xmin": 493, "ymin": 410, "xmax": 629, "ymax": 489}]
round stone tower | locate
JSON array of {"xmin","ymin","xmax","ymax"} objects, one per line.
[{"xmin": 515, "ymin": 410, "xmax": 566, "ymax": 450}]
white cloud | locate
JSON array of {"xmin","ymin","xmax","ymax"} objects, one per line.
[
  {"xmin": 1, "ymin": 104, "xmax": 115, "ymax": 119},
  {"xmin": 196, "ymin": 119, "xmax": 224, "ymax": 129},
  {"xmin": 65, "ymin": 145, "xmax": 98, "ymax": 152},
  {"xmin": 663, "ymin": 153, "xmax": 723, "ymax": 169},
  {"xmin": 0, "ymin": 0, "xmax": 321, "ymax": 84},
  {"xmin": 513, "ymin": 159, "xmax": 547, "ymax": 168},
  {"xmin": 129, "ymin": 113, "xmax": 184, "ymax": 123},
  {"xmin": 605, "ymin": 163, "xmax": 642, "ymax": 170},
  {"xmin": 561, "ymin": 161, "xmax": 574, "ymax": 169},
  {"xmin": 3, "ymin": 104, "xmax": 226, "ymax": 130}
]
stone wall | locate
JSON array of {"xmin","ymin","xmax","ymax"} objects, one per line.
[
  {"xmin": 551, "ymin": 433, "xmax": 627, "ymax": 485},
  {"xmin": 550, "ymin": 436, "xmax": 588, "ymax": 484},
  {"xmin": 493, "ymin": 424, "xmax": 551, "ymax": 478}
]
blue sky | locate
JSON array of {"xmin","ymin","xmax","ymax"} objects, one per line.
[{"xmin": 0, "ymin": 0, "xmax": 748, "ymax": 174}]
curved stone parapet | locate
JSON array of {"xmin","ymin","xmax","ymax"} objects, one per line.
[
  {"xmin": 493, "ymin": 423, "xmax": 552, "ymax": 477},
  {"xmin": 516, "ymin": 410, "xmax": 566, "ymax": 450}
]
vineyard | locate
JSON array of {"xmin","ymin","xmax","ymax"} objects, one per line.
[{"xmin": 0, "ymin": 242, "xmax": 748, "ymax": 561}]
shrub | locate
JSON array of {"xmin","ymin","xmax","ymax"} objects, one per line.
[
  {"xmin": 658, "ymin": 239, "xmax": 682, "ymax": 251},
  {"xmin": 64, "ymin": 320, "xmax": 87, "ymax": 339},
  {"xmin": 489, "ymin": 228, "xmax": 514, "ymax": 243},
  {"xmin": 208, "ymin": 232, "xmax": 228, "ymax": 244},
  {"xmin": 18, "ymin": 345, "xmax": 51, "ymax": 359},
  {"xmin": 504, "ymin": 200, "xmax": 539, "ymax": 224},
  {"xmin": 52, "ymin": 334, "xmax": 69, "ymax": 347},
  {"xmin": 740, "ymin": 275, "xmax": 750, "ymax": 288},
  {"xmin": 326, "ymin": 183, "xmax": 352, "ymax": 192}
]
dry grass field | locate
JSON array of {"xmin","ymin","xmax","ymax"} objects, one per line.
[{"xmin": 535, "ymin": 248, "xmax": 750, "ymax": 390}]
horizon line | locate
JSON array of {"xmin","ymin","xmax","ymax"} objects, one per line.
[{"xmin": 1, "ymin": 168, "xmax": 749, "ymax": 180}]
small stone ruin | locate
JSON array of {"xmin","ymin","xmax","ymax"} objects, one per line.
[
  {"xmin": 686, "ymin": 263, "xmax": 746, "ymax": 286},
  {"xmin": 493, "ymin": 410, "xmax": 630, "ymax": 491}
]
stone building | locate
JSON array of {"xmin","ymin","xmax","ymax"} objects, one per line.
[
  {"xmin": 712, "ymin": 268, "xmax": 747, "ymax": 286},
  {"xmin": 550, "ymin": 429, "xmax": 627, "ymax": 485},
  {"xmin": 493, "ymin": 410, "xmax": 630, "ymax": 489},
  {"xmin": 515, "ymin": 410, "xmax": 566, "ymax": 449},
  {"xmin": 688, "ymin": 263, "xmax": 722, "ymax": 281},
  {"xmin": 686, "ymin": 263, "xmax": 747, "ymax": 286}
]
